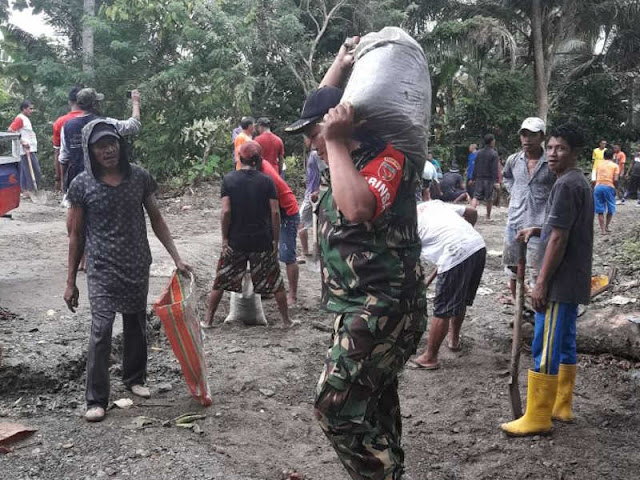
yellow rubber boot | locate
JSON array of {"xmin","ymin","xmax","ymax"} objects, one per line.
[
  {"xmin": 552, "ymin": 363, "xmax": 576, "ymax": 422},
  {"xmin": 500, "ymin": 369, "xmax": 558, "ymax": 436}
]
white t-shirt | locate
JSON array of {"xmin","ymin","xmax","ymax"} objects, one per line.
[
  {"xmin": 11, "ymin": 113, "xmax": 38, "ymax": 155},
  {"xmin": 417, "ymin": 200, "xmax": 486, "ymax": 273},
  {"xmin": 422, "ymin": 160, "xmax": 439, "ymax": 182}
]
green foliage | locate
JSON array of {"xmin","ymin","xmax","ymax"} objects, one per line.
[
  {"xmin": 185, "ymin": 155, "xmax": 223, "ymax": 184},
  {"xmin": 282, "ymin": 153, "xmax": 305, "ymax": 193},
  {"xmin": 552, "ymin": 73, "xmax": 639, "ymax": 169},
  {"xmin": 445, "ymin": 64, "xmax": 536, "ymax": 155},
  {"xmin": 181, "ymin": 117, "xmax": 233, "ymax": 180}
]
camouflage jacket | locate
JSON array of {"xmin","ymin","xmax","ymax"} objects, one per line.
[{"xmin": 318, "ymin": 139, "xmax": 426, "ymax": 316}]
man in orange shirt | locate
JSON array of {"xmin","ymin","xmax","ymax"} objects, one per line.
[
  {"xmin": 594, "ymin": 148, "xmax": 619, "ymax": 234},
  {"xmin": 613, "ymin": 145, "xmax": 626, "ymax": 202},
  {"xmin": 233, "ymin": 117, "xmax": 254, "ymax": 170}
]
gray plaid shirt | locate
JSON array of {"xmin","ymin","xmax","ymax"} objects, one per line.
[{"xmin": 503, "ymin": 151, "xmax": 556, "ymax": 229}]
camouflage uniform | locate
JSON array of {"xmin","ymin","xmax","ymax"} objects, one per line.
[{"xmin": 314, "ymin": 139, "xmax": 427, "ymax": 480}]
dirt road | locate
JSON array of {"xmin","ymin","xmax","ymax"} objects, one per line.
[{"xmin": 1, "ymin": 186, "xmax": 639, "ymax": 479}]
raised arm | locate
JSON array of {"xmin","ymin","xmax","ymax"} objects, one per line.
[
  {"xmin": 130, "ymin": 89, "xmax": 141, "ymax": 121},
  {"xmin": 319, "ymin": 36, "xmax": 360, "ymax": 89},
  {"xmin": 323, "ymin": 103, "xmax": 376, "ymax": 223},
  {"xmin": 111, "ymin": 90, "xmax": 142, "ymax": 137}
]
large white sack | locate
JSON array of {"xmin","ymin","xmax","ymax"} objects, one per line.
[
  {"xmin": 224, "ymin": 272, "xmax": 268, "ymax": 326},
  {"xmin": 342, "ymin": 27, "xmax": 431, "ymax": 173}
]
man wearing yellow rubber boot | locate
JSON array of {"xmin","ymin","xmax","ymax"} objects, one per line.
[{"xmin": 501, "ymin": 123, "xmax": 593, "ymax": 436}]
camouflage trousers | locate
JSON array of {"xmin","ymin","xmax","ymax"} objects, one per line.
[{"xmin": 314, "ymin": 308, "xmax": 426, "ymax": 480}]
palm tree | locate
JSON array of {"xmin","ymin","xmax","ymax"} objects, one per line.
[
  {"xmin": 83, "ymin": 0, "xmax": 94, "ymax": 75},
  {"xmin": 419, "ymin": 15, "xmax": 518, "ymax": 126},
  {"xmin": 462, "ymin": 0, "xmax": 640, "ymax": 121}
]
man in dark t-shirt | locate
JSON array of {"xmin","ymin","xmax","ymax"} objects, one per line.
[
  {"xmin": 440, "ymin": 168, "xmax": 469, "ymax": 203},
  {"xmin": 202, "ymin": 142, "xmax": 291, "ymax": 327},
  {"xmin": 501, "ymin": 123, "xmax": 593, "ymax": 437},
  {"xmin": 471, "ymin": 134, "xmax": 499, "ymax": 219}
]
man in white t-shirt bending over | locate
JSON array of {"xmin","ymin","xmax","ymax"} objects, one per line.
[{"xmin": 410, "ymin": 187, "xmax": 486, "ymax": 370}]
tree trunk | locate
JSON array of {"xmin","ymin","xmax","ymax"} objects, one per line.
[
  {"xmin": 531, "ymin": 0, "xmax": 548, "ymax": 122},
  {"xmin": 82, "ymin": 0, "xmax": 95, "ymax": 76},
  {"xmin": 632, "ymin": 76, "xmax": 640, "ymax": 129}
]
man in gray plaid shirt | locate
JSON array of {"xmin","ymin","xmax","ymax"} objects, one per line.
[{"xmin": 502, "ymin": 117, "xmax": 556, "ymax": 301}]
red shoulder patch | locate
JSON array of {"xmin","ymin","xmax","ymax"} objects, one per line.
[{"xmin": 378, "ymin": 157, "xmax": 402, "ymax": 182}]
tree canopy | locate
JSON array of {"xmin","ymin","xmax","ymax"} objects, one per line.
[{"xmin": 1, "ymin": 0, "xmax": 638, "ymax": 184}]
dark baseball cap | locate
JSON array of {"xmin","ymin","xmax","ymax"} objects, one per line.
[
  {"xmin": 89, "ymin": 123, "xmax": 120, "ymax": 145},
  {"xmin": 285, "ymin": 86, "xmax": 343, "ymax": 134},
  {"xmin": 77, "ymin": 88, "xmax": 105, "ymax": 109},
  {"xmin": 256, "ymin": 117, "xmax": 270, "ymax": 126}
]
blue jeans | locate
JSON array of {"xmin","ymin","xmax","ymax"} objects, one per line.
[
  {"xmin": 279, "ymin": 212, "xmax": 300, "ymax": 264},
  {"xmin": 532, "ymin": 302, "xmax": 577, "ymax": 375}
]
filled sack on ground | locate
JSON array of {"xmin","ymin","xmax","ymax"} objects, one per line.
[{"xmin": 224, "ymin": 272, "xmax": 268, "ymax": 326}]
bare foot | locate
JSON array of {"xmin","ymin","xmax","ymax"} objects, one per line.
[{"xmin": 287, "ymin": 295, "xmax": 297, "ymax": 305}]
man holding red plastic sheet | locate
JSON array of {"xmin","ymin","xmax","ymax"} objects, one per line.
[{"xmin": 64, "ymin": 119, "xmax": 191, "ymax": 423}]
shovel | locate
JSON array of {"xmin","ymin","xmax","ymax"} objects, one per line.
[
  {"xmin": 25, "ymin": 150, "xmax": 47, "ymax": 205},
  {"xmin": 508, "ymin": 244, "xmax": 526, "ymax": 419}
]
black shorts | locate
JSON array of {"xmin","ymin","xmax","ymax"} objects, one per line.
[
  {"xmin": 473, "ymin": 179, "xmax": 494, "ymax": 201},
  {"xmin": 434, "ymin": 248, "xmax": 486, "ymax": 317}
]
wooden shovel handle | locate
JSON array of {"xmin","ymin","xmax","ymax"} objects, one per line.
[{"xmin": 509, "ymin": 247, "xmax": 526, "ymax": 419}]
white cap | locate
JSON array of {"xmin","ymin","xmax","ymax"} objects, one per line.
[{"xmin": 519, "ymin": 117, "xmax": 546, "ymax": 134}]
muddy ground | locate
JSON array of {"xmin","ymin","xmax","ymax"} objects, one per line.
[{"xmin": 1, "ymin": 184, "xmax": 640, "ymax": 480}]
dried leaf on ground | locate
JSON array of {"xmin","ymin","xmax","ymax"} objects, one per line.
[{"xmin": 0, "ymin": 423, "xmax": 37, "ymax": 446}]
